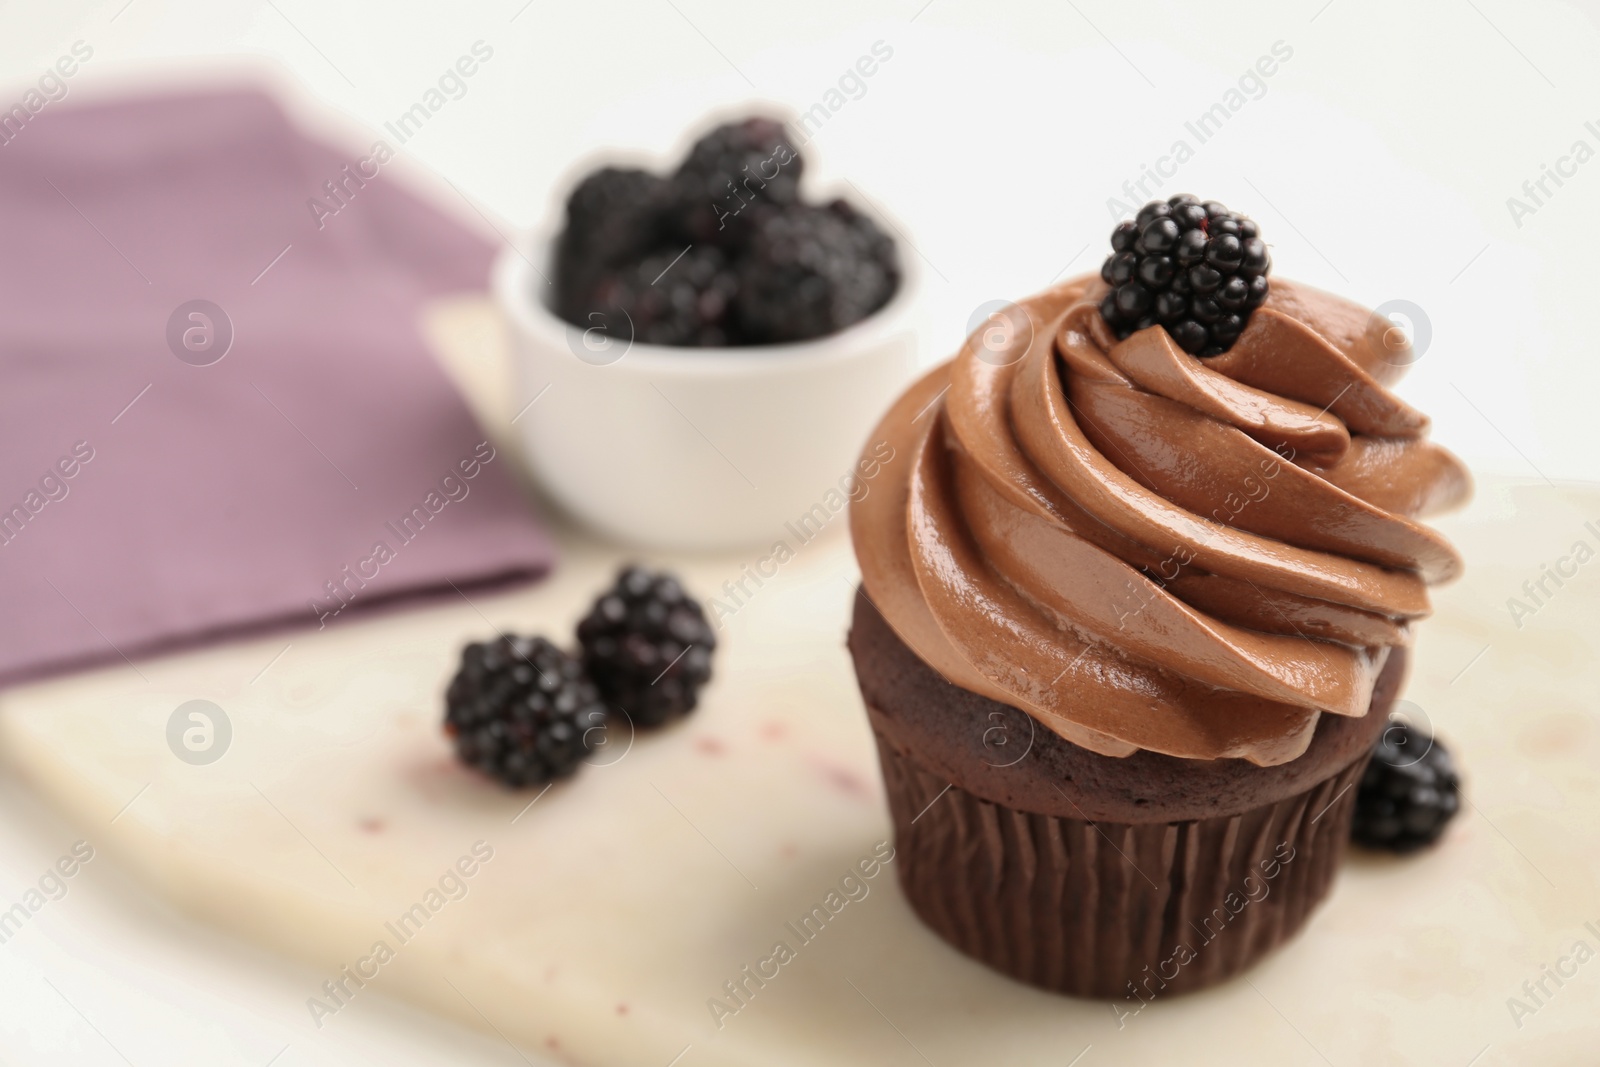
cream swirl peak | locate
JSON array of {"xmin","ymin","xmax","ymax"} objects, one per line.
[{"xmin": 850, "ymin": 276, "xmax": 1469, "ymax": 767}]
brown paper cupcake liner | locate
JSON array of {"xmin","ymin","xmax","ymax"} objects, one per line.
[{"xmin": 874, "ymin": 725, "xmax": 1367, "ymax": 1000}]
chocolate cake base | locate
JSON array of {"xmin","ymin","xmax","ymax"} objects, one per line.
[{"xmin": 849, "ymin": 588, "xmax": 1397, "ymax": 999}]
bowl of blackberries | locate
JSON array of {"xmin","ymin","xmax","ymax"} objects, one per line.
[{"xmin": 494, "ymin": 114, "xmax": 919, "ymax": 550}]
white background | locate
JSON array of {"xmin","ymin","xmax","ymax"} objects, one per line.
[
  {"xmin": 4, "ymin": 0, "xmax": 1595, "ymax": 485},
  {"xmin": 1, "ymin": 1, "xmax": 1598, "ymax": 1064}
]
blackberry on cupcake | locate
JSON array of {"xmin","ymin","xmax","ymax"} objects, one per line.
[{"xmin": 1099, "ymin": 195, "xmax": 1271, "ymax": 356}]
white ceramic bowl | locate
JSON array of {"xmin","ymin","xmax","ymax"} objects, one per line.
[{"xmin": 494, "ymin": 237, "xmax": 920, "ymax": 551}]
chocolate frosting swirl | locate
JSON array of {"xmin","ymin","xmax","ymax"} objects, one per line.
[{"xmin": 850, "ymin": 276, "xmax": 1470, "ymax": 767}]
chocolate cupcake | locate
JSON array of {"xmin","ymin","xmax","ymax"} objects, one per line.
[{"xmin": 847, "ymin": 200, "xmax": 1470, "ymax": 1000}]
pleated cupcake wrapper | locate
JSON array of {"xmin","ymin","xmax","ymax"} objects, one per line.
[{"xmin": 875, "ymin": 727, "xmax": 1366, "ymax": 999}]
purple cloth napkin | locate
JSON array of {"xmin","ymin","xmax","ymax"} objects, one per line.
[{"xmin": 0, "ymin": 89, "xmax": 554, "ymax": 686}]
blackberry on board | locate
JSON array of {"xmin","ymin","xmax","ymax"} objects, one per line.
[
  {"xmin": 444, "ymin": 635, "xmax": 608, "ymax": 788},
  {"xmin": 1350, "ymin": 720, "xmax": 1462, "ymax": 853},
  {"xmin": 736, "ymin": 201, "xmax": 899, "ymax": 344},
  {"xmin": 577, "ymin": 565, "xmax": 717, "ymax": 728},
  {"xmin": 1099, "ymin": 195, "xmax": 1271, "ymax": 357}
]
